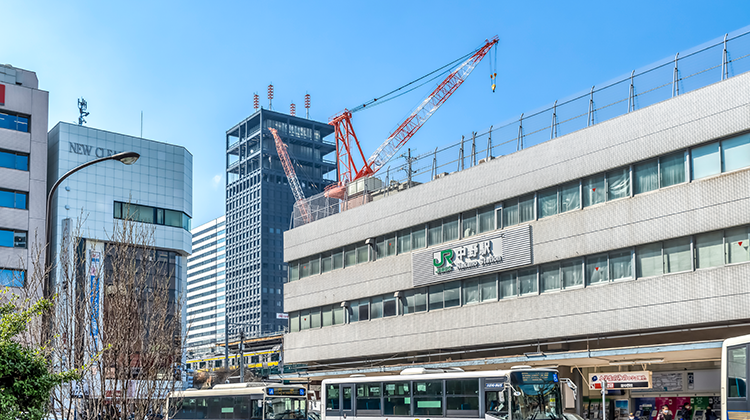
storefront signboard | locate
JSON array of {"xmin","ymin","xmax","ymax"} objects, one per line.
[
  {"xmin": 411, "ymin": 225, "xmax": 532, "ymax": 287},
  {"xmin": 589, "ymin": 372, "xmax": 653, "ymax": 390}
]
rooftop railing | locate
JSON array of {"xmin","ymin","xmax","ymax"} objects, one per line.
[{"xmin": 292, "ymin": 26, "xmax": 750, "ymax": 229}]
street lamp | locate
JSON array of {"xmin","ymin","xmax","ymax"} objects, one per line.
[{"xmin": 44, "ymin": 151, "xmax": 140, "ymax": 296}]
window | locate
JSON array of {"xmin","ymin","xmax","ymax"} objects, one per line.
[
  {"xmin": 478, "ymin": 206, "xmax": 495, "ymax": 233},
  {"xmin": 384, "ymin": 382, "xmax": 410, "ymax": 416},
  {"xmin": 322, "ymin": 306, "xmax": 333, "ymax": 327},
  {"xmin": 722, "ymin": 133, "xmax": 750, "ymax": 172},
  {"xmin": 0, "ymin": 229, "xmax": 26, "ymax": 248},
  {"xmin": 428, "ymin": 221, "xmax": 442, "ymax": 247},
  {"xmin": 538, "ymin": 188, "xmax": 558, "ymax": 219},
  {"xmin": 397, "ymin": 229, "xmax": 411, "ymax": 254},
  {"xmin": 383, "ymin": 295, "xmax": 397, "ymax": 317},
  {"xmin": 446, "ymin": 379, "xmax": 479, "ymax": 417},
  {"xmin": 503, "ymin": 195, "xmax": 534, "ymax": 227},
  {"xmin": 480, "ymin": 274, "xmax": 497, "ymax": 302},
  {"xmin": 607, "ymin": 167, "xmax": 630, "ymax": 200},
  {"xmin": 289, "ymin": 312, "xmax": 299, "ymax": 332},
  {"xmin": 356, "ymin": 244, "xmax": 369, "ymax": 264},
  {"xmin": 333, "ymin": 305, "xmax": 344, "ymax": 325},
  {"xmin": 412, "ymin": 225, "xmax": 426, "ymax": 249},
  {"xmin": 413, "ymin": 381, "xmax": 443, "ymax": 416},
  {"xmin": 332, "ymin": 249, "xmax": 344, "ymax": 270},
  {"xmin": 377, "ymin": 234, "xmax": 396, "ymax": 259},
  {"xmin": 443, "ymin": 215, "xmax": 459, "ymax": 242},
  {"xmin": 696, "ymin": 231, "xmax": 724, "ymax": 269},
  {"xmin": 0, "ymin": 268, "xmax": 25, "ymax": 287},
  {"xmin": 663, "ymin": 237, "xmax": 692, "ymax": 273},
  {"xmin": 692, "ymin": 142, "xmax": 721, "ymax": 179},
  {"xmin": 560, "ymin": 181, "xmax": 580, "ymax": 213},
  {"xmin": 561, "ymin": 259, "xmax": 583, "ymax": 288},
  {"xmin": 586, "ymin": 254, "xmax": 609, "ymax": 285},
  {"xmin": 310, "ymin": 308, "xmax": 321, "ymax": 328},
  {"xmin": 540, "ymin": 263, "xmax": 561, "ymax": 292},
  {"xmin": 725, "ymin": 226, "xmax": 750, "ymax": 264},
  {"xmin": 0, "ymin": 111, "xmax": 29, "ymax": 133},
  {"xmin": 356, "ymin": 384, "xmax": 381, "ymax": 413},
  {"xmin": 499, "ymin": 272, "xmax": 517, "ymax": 299},
  {"xmin": 636, "ymin": 243, "xmax": 662, "ymax": 278},
  {"xmin": 404, "ymin": 288, "xmax": 427, "ymax": 314},
  {"xmin": 660, "ymin": 151, "xmax": 686, "ymax": 187},
  {"xmin": 344, "ymin": 245, "xmax": 356, "ymax": 267},
  {"xmin": 0, "ymin": 189, "xmax": 27, "ymax": 210},
  {"xmin": 634, "ymin": 159, "xmax": 658, "ymax": 194},
  {"xmin": 428, "ymin": 284, "xmax": 444, "ymax": 311},
  {"xmin": 370, "ymin": 296, "xmax": 383, "ymax": 319},
  {"xmin": 326, "ymin": 385, "xmax": 340, "ymax": 410},
  {"xmin": 518, "ymin": 268, "xmax": 537, "ymax": 295},
  {"xmin": 538, "ymin": 181, "xmax": 580, "ymax": 219},
  {"xmin": 462, "ymin": 279, "xmax": 479, "ymax": 305},
  {"xmin": 0, "ymin": 149, "xmax": 29, "ymax": 171},
  {"xmin": 463, "ymin": 210, "xmax": 478, "ymax": 238},
  {"xmin": 444, "ymin": 281, "xmax": 461, "ymax": 307},
  {"xmin": 300, "ymin": 309, "xmax": 311, "ymax": 330},
  {"xmin": 609, "ymin": 250, "xmax": 633, "ymax": 280},
  {"xmin": 583, "ymin": 174, "xmax": 605, "ymax": 207},
  {"xmin": 321, "ymin": 251, "xmax": 333, "ymax": 273},
  {"xmin": 114, "ymin": 201, "xmax": 191, "ymax": 231},
  {"xmin": 727, "ymin": 345, "xmax": 747, "ymax": 398}
]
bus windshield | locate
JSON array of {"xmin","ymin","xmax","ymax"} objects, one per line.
[
  {"xmin": 264, "ymin": 397, "xmax": 306, "ymax": 420},
  {"xmin": 510, "ymin": 371, "xmax": 563, "ymax": 420}
]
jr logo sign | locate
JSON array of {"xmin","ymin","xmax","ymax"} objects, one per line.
[
  {"xmin": 432, "ymin": 237, "xmax": 503, "ymax": 275},
  {"xmin": 433, "ymin": 249, "xmax": 455, "ymax": 274}
]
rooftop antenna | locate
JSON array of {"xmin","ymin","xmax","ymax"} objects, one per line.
[
  {"xmin": 268, "ymin": 83, "xmax": 274, "ymax": 110},
  {"xmin": 304, "ymin": 93, "xmax": 311, "ymax": 119},
  {"xmin": 254, "ymin": 92, "xmax": 260, "ymax": 111},
  {"xmin": 77, "ymin": 98, "xmax": 89, "ymax": 125},
  {"xmin": 290, "ymin": 102, "xmax": 296, "ymax": 116}
]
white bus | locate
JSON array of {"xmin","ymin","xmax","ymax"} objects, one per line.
[
  {"xmin": 722, "ymin": 334, "xmax": 749, "ymax": 420},
  {"xmin": 167, "ymin": 383, "xmax": 308, "ymax": 420},
  {"xmin": 322, "ymin": 366, "xmax": 573, "ymax": 420}
]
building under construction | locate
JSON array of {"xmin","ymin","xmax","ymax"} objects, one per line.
[{"xmin": 224, "ymin": 106, "xmax": 335, "ymax": 337}]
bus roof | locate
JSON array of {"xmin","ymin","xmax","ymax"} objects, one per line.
[
  {"xmin": 168, "ymin": 384, "xmax": 305, "ymax": 399},
  {"xmin": 321, "ymin": 367, "xmax": 558, "ymax": 384}
]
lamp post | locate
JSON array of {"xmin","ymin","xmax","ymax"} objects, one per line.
[{"xmin": 44, "ymin": 151, "xmax": 140, "ymax": 296}]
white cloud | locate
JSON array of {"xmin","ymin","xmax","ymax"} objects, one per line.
[{"xmin": 211, "ymin": 174, "xmax": 222, "ymax": 189}]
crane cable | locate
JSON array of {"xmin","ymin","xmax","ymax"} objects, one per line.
[{"xmin": 349, "ymin": 43, "xmax": 485, "ymax": 114}]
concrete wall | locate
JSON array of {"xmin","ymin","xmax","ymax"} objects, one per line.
[{"xmin": 283, "ymin": 68, "xmax": 750, "ymax": 364}]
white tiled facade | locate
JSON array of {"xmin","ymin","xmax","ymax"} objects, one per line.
[{"xmin": 187, "ymin": 215, "xmax": 226, "ymax": 356}]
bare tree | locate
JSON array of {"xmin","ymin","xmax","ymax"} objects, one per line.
[{"xmin": 46, "ymin": 212, "xmax": 186, "ymax": 420}]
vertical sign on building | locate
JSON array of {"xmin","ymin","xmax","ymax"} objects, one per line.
[
  {"xmin": 0, "ymin": 84, "xmax": 5, "ymax": 106},
  {"xmin": 90, "ymin": 251, "xmax": 101, "ymax": 347}
]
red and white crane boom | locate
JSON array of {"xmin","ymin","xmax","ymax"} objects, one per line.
[
  {"xmin": 329, "ymin": 36, "xmax": 499, "ymax": 187},
  {"xmin": 269, "ymin": 127, "xmax": 311, "ymax": 224}
]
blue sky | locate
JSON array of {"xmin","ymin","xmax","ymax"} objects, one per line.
[{"xmin": 5, "ymin": 1, "xmax": 750, "ymax": 226}]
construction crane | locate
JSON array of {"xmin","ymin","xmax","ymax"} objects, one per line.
[
  {"xmin": 328, "ymin": 36, "xmax": 499, "ymax": 196},
  {"xmin": 269, "ymin": 127, "xmax": 312, "ymax": 224}
]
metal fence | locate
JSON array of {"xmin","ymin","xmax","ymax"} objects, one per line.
[{"xmin": 292, "ymin": 26, "xmax": 750, "ymax": 229}]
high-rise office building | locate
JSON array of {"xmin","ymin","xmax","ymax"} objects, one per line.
[
  {"xmin": 0, "ymin": 65, "xmax": 48, "ymax": 292},
  {"xmin": 225, "ymin": 108, "xmax": 335, "ymax": 335},
  {"xmin": 186, "ymin": 215, "xmax": 226, "ymax": 356}
]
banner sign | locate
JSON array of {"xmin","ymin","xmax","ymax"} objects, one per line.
[
  {"xmin": 0, "ymin": 84, "xmax": 5, "ymax": 105},
  {"xmin": 412, "ymin": 225, "xmax": 532, "ymax": 287},
  {"xmin": 589, "ymin": 371, "xmax": 652, "ymax": 390},
  {"xmin": 276, "ymin": 313, "xmax": 289, "ymax": 320},
  {"xmin": 90, "ymin": 251, "xmax": 101, "ymax": 348}
]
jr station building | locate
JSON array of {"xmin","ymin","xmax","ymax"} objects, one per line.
[{"xmin": 282, "ymin": 31, "xmax": 750, "ymax": 420}]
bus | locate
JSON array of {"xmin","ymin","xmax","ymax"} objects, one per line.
[
  {"xmin": 167, "ymin": 383, "xmax": 308, "ymax": 420},
  {"xmin": 322, "ymin": 366, "xmax": 574, "ymax": 420},
  {"xmin": 722, "ymin": 334, "xmax": 749, "ymax": 420}
]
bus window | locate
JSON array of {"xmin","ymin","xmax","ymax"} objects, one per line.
[
  {"xmin": 728, "ymin": 345, "xmax": 748, "ymax": 398},
  {"xmin": 235, "ymin": 396, "xmax": 250, "ymax": 419},
  {"xmin": 326, "ymin": 384, "xmax": 340, "ymax": 410},
  {"xmin": 342, "ymin": 386, "xmax": 353, "ymax": 411},
  {"xmin": 414, "ymin": 380, "xmax": 443, "ymax": 416},
  {"xmin": 447, "ymin": 379, "xmax": 480, "ymax": 417},
  {"xmin": 252, "ymin": 399, "xmax": 264, "ymax": 419},
  {"xmin": 384, "ymin": 382, "xmax": 411, "ymax": 416},
  {"xmin": 484, "ymin": 390, "xmax": 508, "ymax": 419},
  {"xmin": 356, "ymin": 383, "xmax": 382, "ymax": 414}
]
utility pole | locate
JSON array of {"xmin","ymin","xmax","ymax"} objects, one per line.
[
  {"xmin": 224, "ymin": 314, "xmax": 229, "ymax": 370},
  {"xmin": 239, "ymin": 329, "xmax": 245, "ymax": 383},
  {"xmin": 601, "ymin": 379, "xmax": 607, "ymax": 420},
  {"xmin": 400, "ymin": 148, "xmax": 417, "ymax": 188}
]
